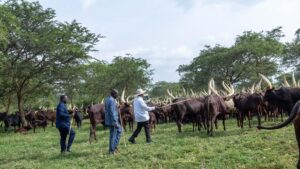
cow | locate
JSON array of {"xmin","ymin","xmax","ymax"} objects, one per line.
[
  {"xmin": 0, "ymin": 112, "xmax": 7, "ymax": 127},
  {"xmin": 73, "ymin": 109, "xmax": 83, "ymax": 129},
  {"xmin": 149, "ymin": 111, "xmax": 157, "ymax": 133},
  {"xmin": 119, "ymin": 102, "xmax": 134, "ymax": 132},
  {"xmin": 32, "ymin": 118, "xmax": 48, "ymax": 133},
  {"xmin": 257, "ymin": 74, "xmax": 300, "ymax": 169},
  {"xmin": 44, "ymin": 109, "xmax": 56, "ymax": 127},
  {"xmin": 204, "ymin": 94, "xmax": 227, "ymax": 136},
  {"xmin": 87, "ymin": 104, "xmax": 105, "ymax": 143},
  {"xmin": 171, "ymin": 97, "xmax": 206, "ymax": 133},
  {"xmin": 232, "ymin": 93, "xmax": 264, "ymax": 128},
  {"xmin": 4, "ymin": 113, "xmax": 21, "ymax": 131}
]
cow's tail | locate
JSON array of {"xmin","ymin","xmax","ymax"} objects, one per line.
[{"xmin": 257, "ymin": 102, "xmax": 300, "ymax": 130}]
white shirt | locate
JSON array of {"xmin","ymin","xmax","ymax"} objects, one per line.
[{"xmin": 133, "ymin": 96, "xmax": 155, "ymax": 122}]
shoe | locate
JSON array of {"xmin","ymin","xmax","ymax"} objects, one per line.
[
  {"xmin": 114, "ymin": 147, "xmax": 119, "ymax": 153},
  {"xmin": 61, "ymin": 150, "xmax": 66, "ymax": 154},
  {"xmin": 66, "ymin": 149, "xmax": 71, "ymax": 153},
  {"xmin": 128, "ymin": 138, "xmax": 136, "ymax": 144},
  {"xmin": 109, "ymin": 151, "xmax": 115, "ymax": 155},
  {"xmin": 146, "ymin": 140, "xmax": 152, "ymax": 143}
]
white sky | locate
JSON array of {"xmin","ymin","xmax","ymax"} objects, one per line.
[{"xmin": 35, "ymin": 0, "xmax": 300, "ymax": 82}]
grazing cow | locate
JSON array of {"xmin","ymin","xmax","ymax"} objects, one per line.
[
  {"xmin": 149, "ymin": 111, "xmax": 157, "ymax": 133},
  {"xmin": 87, "ymin": 104, "xmax": 105, "ymax": 143},
  {"xmin": 0, "ymin": 112, "xmax": 7, "ymax": 127},
  {"xmin": 4, "ymin": 114, "xmax": 21, "ymax": 131},
  {"xmin": 119, "ymin": 102, "xmax": 134, "ymax": 132}
]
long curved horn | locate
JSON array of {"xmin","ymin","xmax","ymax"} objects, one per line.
[
  {"xmin": 283, "ymin": 75, "xmax": 290, "ymax": 87},
  {"xmin": 259, "ymin": 74, "xmax": 273, "ymax": 89},
  {"xmin": 222, "ymin": 81, "xmax": 231, "ymax": 93},
  {"xmin": 121, "ymin": 87, "xmax": 126, "ymax": 103},
  {"xmin": 182, "ymin": 88, "xmax": 187, "ymax": 96},
  {"xmin": 209, "ymin": 79, "xmax": 219, "ymax": 96},
  {"xmin": 250, "ymin": 83, "xmax": 255, "ymax": 94},
  {"xmin": 292, "ymin": 72, "xmax": 297, "ymax": 87},
  {"xmin": 166, "ymin": 89, "xmax": 175, "ymax": 99},
  {"xmin": 255, "ymin": 79, "xmax": 262, "ymax": 91},
  {"xmin": 190, "ymin": 89, "xmax": 195, "ymax": 96}
]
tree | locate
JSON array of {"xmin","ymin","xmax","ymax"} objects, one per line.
[
  {"xmin": 178, "ymin": 28, "xmax": 284, "ymax": 90},
  {"xmin": 1, "ymin": 0, "xmax": 100, "ymax": 126},
  {"xmin": 149, "ymin": 81, "xmax": 181, "ymax": 98}
]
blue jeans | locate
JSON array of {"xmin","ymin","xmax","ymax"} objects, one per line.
[
  {"xmin": 109, "ymin": 124, "xmax": 122, "ymax": 152},
  {"xmin": 58, "ymin": 127, "xmax": 76, "ymax": 152}
]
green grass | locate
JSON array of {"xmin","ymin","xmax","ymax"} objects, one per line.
[{"xmin": 0, "ymin": 119, "xmax": 298, "ymax": 169}]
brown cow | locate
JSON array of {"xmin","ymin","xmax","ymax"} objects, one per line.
[
  {"xmin": 87, "ymin": 104, "xmax": 105, "ymax": 143},
  {"xmin": 149, "ymin": 111, "xmax": 157, "ymax": 133},
  {"xmin": 119, "ymin": 102, "xmax": 134, "ymax": 132}
]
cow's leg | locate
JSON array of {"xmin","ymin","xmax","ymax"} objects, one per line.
[
  {"xmin": 236, "ymin": 111, "xmax": 240, "ymax": 127},
  {"xmin": 222, "ymin": 114, "xmax": 226, "ymax": 131},
  {"xmin": 214, "ymin": 119, "xmax": 218, "ymax": 130},
  {"xmin": 123, "ymin": 120, "xmax": 127, "ymax": 132},
  {"xmin": 256, "ymin": 110, "xmax": 261, "ymax": 127},
  {"xmin": 293, "ymin": 114, "xmax": 300, "ymax": 169},
  {"xmin": 93, "ymin": 125, "xmax": 97, "ymax": 142},
  {"xmin": 210, "ymin": 114, "xmax": 218, "ymax": 136},
  {"xmin": 247, "ymin": 111, "xmax": 252, "ymax": 128},
  {"xmin": 89, "ymin": 126, "xmax": 93, "ymax": 143},
  {"xmin": 280, "ymin": 109, "xmax": 283, "ymax": 122},
  {"xmin": 177, "ymin": 120, "xmax": 183, "ymax": 133}
]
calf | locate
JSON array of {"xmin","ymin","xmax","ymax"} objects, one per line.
[
  {"xmin": 149, "ymin": 112, "xmax": 157, "ymax": 133},
  {"xmin": 74, "ymin": 109, "xmax": 83, "ymax": 128}
]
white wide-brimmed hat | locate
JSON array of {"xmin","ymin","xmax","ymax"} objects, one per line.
[{"xmin": 136, "ymin": 89, "xmax": 146, "ymax": 96}]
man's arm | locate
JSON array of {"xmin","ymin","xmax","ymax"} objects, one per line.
[
  {"xmin": 139, "ymin": 99, "xmax": 155, "ymax": 111},
  {"xmin": 58, "ymin": 104, "xmax": 70, "ymax": 118},
  {"xmin": 109, "ymin": 99, "xmax": 119, "ymax": 125}
]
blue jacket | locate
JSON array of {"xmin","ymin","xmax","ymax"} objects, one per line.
[
  {"xmin": 104, "ymin": 96, "xmax": 119, "ymax": 126},
  {"xmin": 56, "ymin": 102, "xmax": 70, "ymax": 129}
]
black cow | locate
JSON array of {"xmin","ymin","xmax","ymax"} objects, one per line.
[
  {"xmin": 0, "ymin": 112, "xmax": 7, "ymax": 127},
  {"xmin": 4, "ymin": 114, "xmax": 21, "ymax": 131}
]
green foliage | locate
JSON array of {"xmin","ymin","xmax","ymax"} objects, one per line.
[
  {"xmin": 0, "ymin": 119, "xmax": 297, "ymax": 169},
  {"xmin": 149, "ymin": 81, "xmax": 181, "ymax": 98},
  {"xmin": 178, "ymin": 28, "xmax": 285, "ymax": 90}
]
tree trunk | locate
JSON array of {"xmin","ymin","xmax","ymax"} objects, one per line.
[
  {"xmin": 17, "ymin": 91, "xmax": 27, "ymax": 127},
  {"xmin": 5, "ymin": 94, "xmax": 12, "ymax": 113}
]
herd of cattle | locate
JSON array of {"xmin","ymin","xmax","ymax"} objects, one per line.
[{"xmin": 2, "ymin": 74, "xmax": 300, "ymax": 167}]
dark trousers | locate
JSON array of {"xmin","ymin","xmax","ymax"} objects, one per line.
[
  {"xmin": 129, "ymin": 121, "xmax": 151, "ymax": 142},
  {"xmin": 58, "ymin": 127, "xmax": 76, "ymax": 152}
]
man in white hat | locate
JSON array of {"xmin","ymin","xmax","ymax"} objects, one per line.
[{"xmin": 128, "ymin": 89, "xmax": 156, "ymax": 143}]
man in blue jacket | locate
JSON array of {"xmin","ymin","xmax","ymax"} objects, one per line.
[
  {"xmin": 56, "ymin": 95, "xmax": 75, "ymax": 153},
  {"xmin": 105, "ymin": 89, "xmax": 122, "ymax": 154}
]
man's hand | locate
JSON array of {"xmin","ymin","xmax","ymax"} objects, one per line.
[
  {"xmin": 155, "ymin": 106, "xmax": 162, "ymax": 111},
  {"xmin": 113, "ymin": 123, "xmax": 119, "ymax": 128}
]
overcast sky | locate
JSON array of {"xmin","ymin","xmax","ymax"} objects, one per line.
[{"xmin": 35, "ymin": 0, "xmax": 300, "ymax": 82}]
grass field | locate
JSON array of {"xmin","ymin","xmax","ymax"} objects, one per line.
[{"xmin": 0, "ymin": 119, "xmax": 298, "ymax": 169}]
